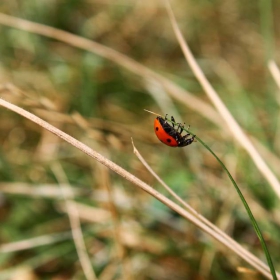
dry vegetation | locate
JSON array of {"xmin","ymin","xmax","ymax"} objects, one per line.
[{"xmin": 0, "ymin": 1, "xmax": 280, "ymax": 279}]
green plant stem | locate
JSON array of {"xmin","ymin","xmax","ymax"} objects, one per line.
[
  {"xmin": 192, "ymin": 132, "xmax": 277, "ymax": 280},
  {"xmin": 167, "ymin": 116, "xmax": 276, "ymax": 279}
]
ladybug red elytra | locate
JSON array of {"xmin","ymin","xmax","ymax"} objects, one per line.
[{"xmin": 154, "ymin": 115, "xmax": 195, "ymax": 147}]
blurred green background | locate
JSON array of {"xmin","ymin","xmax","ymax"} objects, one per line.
[{"xmin": 0, "ymin": 0, "xmax": 280, "ymax": 279}]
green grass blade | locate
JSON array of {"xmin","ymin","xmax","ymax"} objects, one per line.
[
  {"xmin": 193, "ymin": 133, "xmax": 277, "ymax": 279},
  {"xmin": 166, "ymin": 115, "xmax": 276, "ymax": 279}
]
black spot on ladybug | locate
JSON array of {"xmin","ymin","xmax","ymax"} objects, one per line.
[
  {"xmin": 167, "ymin": 139, "xmax": 171, "ymax": 143},
  {"xmin": 156, "ymin": 127, "xmax": 159, "ymax": 131}
]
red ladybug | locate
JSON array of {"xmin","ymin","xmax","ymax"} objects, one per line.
[{"xmin": 154, "ymin": 115, "xmax": 195, "ymax": 147}]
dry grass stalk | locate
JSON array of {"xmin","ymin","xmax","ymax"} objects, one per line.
[
  {"xmin": 165, "ymin": 0, "xmax": 280, "ymax": 199},
  {"xmin": 268, "ymin": 60, "xmax": 280, "ymax": 91},
  {"xmin": 0, "ymin": 232, "xmax": 71, "ymax": 253},
  {"xmin": 51, "ymin": 162, "xmax": 98, "ymax": 280}
]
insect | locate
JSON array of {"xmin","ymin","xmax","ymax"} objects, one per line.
[{"xmin": 154, "ymin": 114, "xmax": 196, "ymax": 147}]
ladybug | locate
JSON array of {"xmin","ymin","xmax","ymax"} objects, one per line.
[{"xmin": 154, "ymin": 115, "xmax": 195, "ymax": 147}]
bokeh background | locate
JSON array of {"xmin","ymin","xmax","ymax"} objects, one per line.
[{"xmin": 0, "ymin": 0, "xmax": 280, "ymax": 279}]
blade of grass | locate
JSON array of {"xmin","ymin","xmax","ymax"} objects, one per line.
[
  {"xmin": 173, "ymin": 122, "xmax": 277, "ymax": 280},
  {"xmin": 197, "ymin": 135, "xmax": 277, "ymax": 280}
]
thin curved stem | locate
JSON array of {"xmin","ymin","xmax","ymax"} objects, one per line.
[{"xmin": 188, "ymin": 130, "xmax": 277, "ymax": 280}]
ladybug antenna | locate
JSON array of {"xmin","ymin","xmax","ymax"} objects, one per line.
[{"xmin": 144, "ymin": 109, "xmax": 163, "ymax": 118}]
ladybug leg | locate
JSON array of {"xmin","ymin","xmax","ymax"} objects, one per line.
[
  {"xmin": 182, "ymin": 132, "xmax": 191, "ymax": 138},
  {"xmin": 164, "ymin": 114, "xmax": 170, "ymax": 125},
  {"xmin": 181, "ymin": 124, "xmax": 191, "ymax": 135},
  {"xmin": 182, "ymin": 134, "xmax": 194, "ymax": 141},
  {"xmin": 171, "ymin": 116, "xmax": 176, "ymax": 127},
  {"xmin": 178, "ymin": 122, "xmax": 185, "ymax": 133},
  {"xmin": 181, "ymin": 134, "xmax": 196, "ymax": 147},
  {"xmin": 183, "ymin": 125, "xmax": 196, "ymax": 145}
]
